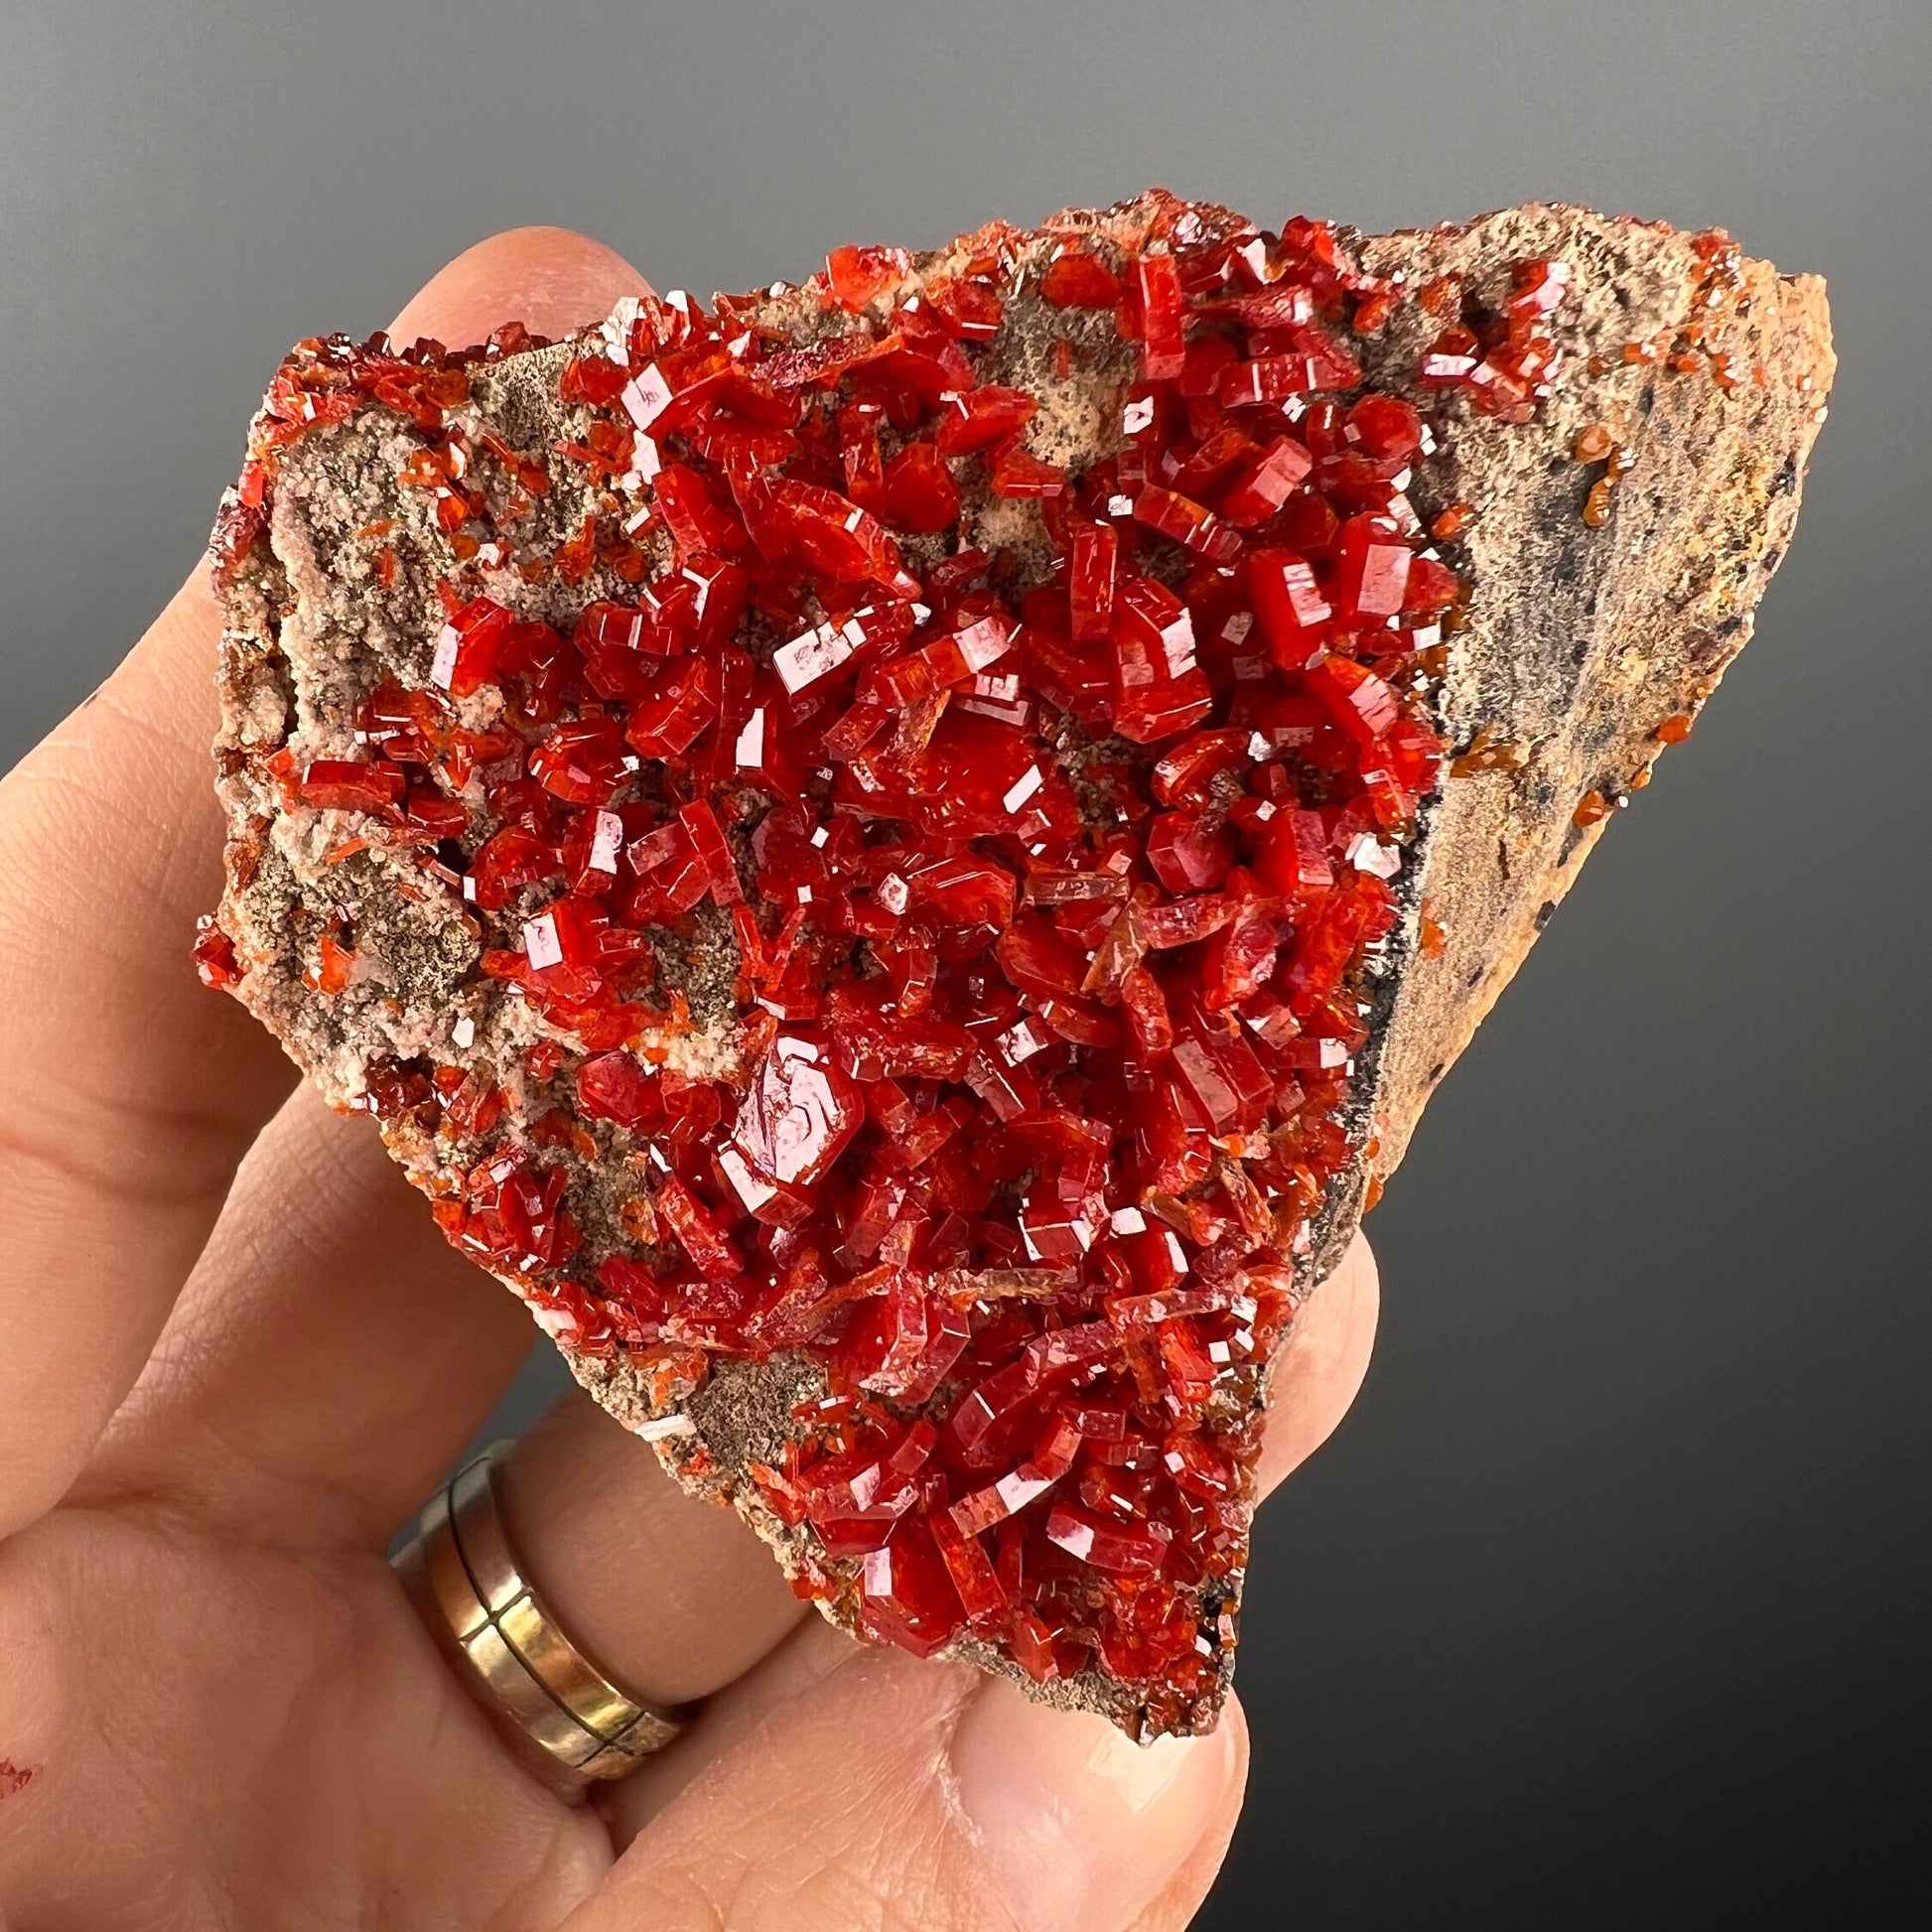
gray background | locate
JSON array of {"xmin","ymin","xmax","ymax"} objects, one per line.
[{"xmin": 4, "ymin": 1, "xmax": 1927, "ymax": 1922}]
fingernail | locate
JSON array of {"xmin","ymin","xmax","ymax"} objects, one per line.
[{"xmin": 949, "ymin": 1681, "xmax": 1243, "ymax": 1932}]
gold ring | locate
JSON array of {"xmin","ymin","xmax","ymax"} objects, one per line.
[{"xmin": 393, "ymin": 1442, "xmax": 687, "ymax": 1778}]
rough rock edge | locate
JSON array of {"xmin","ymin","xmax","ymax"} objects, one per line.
[{"xmin": 208, "ymin": 196, "xmax": 1832, "ymax": 1738}]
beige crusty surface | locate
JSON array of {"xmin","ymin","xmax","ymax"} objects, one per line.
[
  {"xmin": 1344, "ymin": 209, "xmax": 1832, "ymax": 1214},
  {"xmin": 207, "ymin": 195, "xmax": 1832, "ymax": 1737}
]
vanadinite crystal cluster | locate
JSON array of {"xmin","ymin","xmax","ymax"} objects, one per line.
[{"xmin": 202, "ymin": 192, "xmax": 1832, "ymax": 1735}]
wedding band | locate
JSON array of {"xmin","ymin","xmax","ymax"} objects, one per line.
[{"xmin": 393, "ymin": 1442, "xmax": 687, "ymax": 1778}]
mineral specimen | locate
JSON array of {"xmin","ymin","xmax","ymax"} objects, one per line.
[{"xmin": 202, "ymin": 192, "xmax": 1831, "ymax": 1737}]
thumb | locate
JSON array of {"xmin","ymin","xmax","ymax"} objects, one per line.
[
  {"xmin": 387, "ymin": 222, "xmax": 652, "ymax": 348},
  {"xmin": 566, "ymin": 1637, "xmax": 1247, "ymax": 1932}
]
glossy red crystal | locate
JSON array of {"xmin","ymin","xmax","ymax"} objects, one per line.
[{"xmin": 734, "ymin": 1035, "xmax": 863, "ymax": 1188}]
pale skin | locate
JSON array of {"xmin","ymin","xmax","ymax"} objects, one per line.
[{"xmin": 0, "ymin": 228, "xmax": 1380, "ymax": 1932}]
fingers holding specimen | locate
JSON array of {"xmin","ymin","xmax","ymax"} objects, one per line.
[{"xmin": 0, "ymin": 224, "xmax": 656, "ymax": 1542}]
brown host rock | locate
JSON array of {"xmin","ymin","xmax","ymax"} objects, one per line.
[{"xmin": 200, "ymin": 194, "xmax": 1832, "ymax": 1739}]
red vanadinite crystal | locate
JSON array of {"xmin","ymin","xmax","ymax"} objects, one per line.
[
  {"xmin": 192, "ymin": 914, "xmax": 242, "ymax": 989},
  {"xmin": 213, "ymin": 194, "xmax": 1576, "ymax": 1727}
]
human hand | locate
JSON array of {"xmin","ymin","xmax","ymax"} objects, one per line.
[{"xmin": 0, "ymin": 226, "xmax": 1379, "ymax": 1932}]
